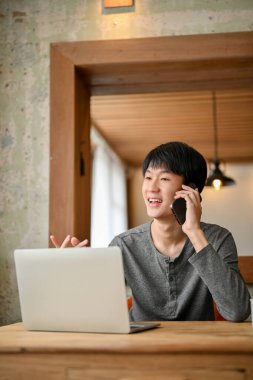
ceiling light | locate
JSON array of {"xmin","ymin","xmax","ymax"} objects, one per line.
[{"xmin": 206, "ymin": 91, "xmax": 236, "ymax": 190}]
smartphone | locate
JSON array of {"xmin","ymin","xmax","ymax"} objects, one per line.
[{"xmin": 170, "ymin": 183, "xmax": 197, "ymax": 225}]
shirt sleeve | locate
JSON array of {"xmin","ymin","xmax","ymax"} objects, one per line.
[
  {"xmin": 109, "ymin": 236, "xmax": 121, "ymax": 249},
  {"xmin": 188, "ymin": 231, "xmax": 251, "ymax": 322}
]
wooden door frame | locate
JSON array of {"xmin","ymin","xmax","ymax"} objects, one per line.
[{"xmin": 49, "ymin": 31, "xmax": 253, "ymax": 245}]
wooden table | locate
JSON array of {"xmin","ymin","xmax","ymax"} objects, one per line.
[{"xmin": 0, "ymin": 321, "xmax": 253, "ymax": 380}]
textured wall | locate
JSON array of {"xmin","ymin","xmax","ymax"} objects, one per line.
[{"xmin": 1, "ymin": 0, "xmax": 253, "ymax": 325}]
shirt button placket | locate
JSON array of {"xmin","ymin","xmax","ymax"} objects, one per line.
[{"xmin": 168, "ymin": 262, "xmax": 177, "ymax": 317}]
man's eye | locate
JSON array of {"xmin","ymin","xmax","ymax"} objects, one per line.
[
  {"xmin": 145, "ymin": 176, "xmax": 151, "ymax": 180},
  {"xmin": 161, "ymin": 177, "xmax": 169, "ymax": 181}
]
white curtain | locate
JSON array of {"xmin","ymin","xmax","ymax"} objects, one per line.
[{"xmin": 91, "ymin": 128, "xmax": 128, "ymax": 247}]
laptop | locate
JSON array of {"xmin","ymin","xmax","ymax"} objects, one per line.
[{"xmin": 14, "ymin": 247, "xmax": 160, "ymax": 334}]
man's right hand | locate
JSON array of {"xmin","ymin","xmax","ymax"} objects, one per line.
[{"xmin": 50, "ymin": 235, "xmax": 89, "ymax": 248}]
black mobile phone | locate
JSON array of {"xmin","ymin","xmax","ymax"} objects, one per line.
[{"xmin": 170, "ymin": 183, "xmax": 196, "ymax": 225}]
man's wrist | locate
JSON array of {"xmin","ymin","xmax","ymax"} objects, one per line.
[{"xmin": 186, "ymin": 228, "xmax": 209, "ymax": 253}]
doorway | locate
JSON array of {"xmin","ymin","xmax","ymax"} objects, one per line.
[{"xmin": 49, "ymin": 31, "xmax": 253, "ymax": 243}]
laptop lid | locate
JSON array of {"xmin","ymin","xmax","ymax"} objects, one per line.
[{"xmin": 14, "ymin": 247, "xmax": 133, "ymax": 333}]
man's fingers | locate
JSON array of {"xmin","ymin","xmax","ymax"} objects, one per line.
[
  {"xmin": 50, "ymin": 235, "xmax": 88, "ymax": 249},
  {"xmin": 71, "ymin": 236, "xmax": 89, "ymax": 247},
  {"xmin": 61, "ymin": 235, "xmax": 71, "ymax": 248},
  {"xmin": 176, "ymin": 190, "xmax": 199, "ymax": 206},
  {"xmin": 71, "ymin": 237, "xmax": 80, "ymax": 246},
  {"xmin": 77, "ymin": 239, "xmax": 89, "ymax": 247},
  {"xmin": 50, "ymin": 235, "xmax": 60, "ymax": 248}
]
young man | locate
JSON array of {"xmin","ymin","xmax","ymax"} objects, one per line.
[{"xmin": 51, "ymin": 141, "xmax": 250, "ymax": 322}]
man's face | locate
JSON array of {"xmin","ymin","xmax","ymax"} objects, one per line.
[{"xmin": 142, "ymin": 165, "xmax": 184, "ymax": 220}]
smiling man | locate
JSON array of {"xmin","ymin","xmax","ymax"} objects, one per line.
[
  {"xmin": 51, "ymin": 141, "xmax": 250, "ymax": 322},
  {"xmin": 108, "ymin": 141, "xmax": 250, "ymax": 322}
]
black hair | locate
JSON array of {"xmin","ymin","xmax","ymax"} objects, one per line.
[{"xmin": 142, "ymin": 141, "xmax": 207, "ymax": 193}]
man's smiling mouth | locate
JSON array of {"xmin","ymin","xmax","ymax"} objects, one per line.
[{"xmin": 148, "ymin": 198, "xmax": 162, "ymax": 204}]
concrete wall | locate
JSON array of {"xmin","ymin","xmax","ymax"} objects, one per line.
[{"xmin": 1, "ymin": 0, "xmax": 253, "ymax": 325}]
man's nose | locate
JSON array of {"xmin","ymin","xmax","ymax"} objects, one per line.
[{"xmin": 148, "ymin": 179, "xmax": 159, "ymax": 192}]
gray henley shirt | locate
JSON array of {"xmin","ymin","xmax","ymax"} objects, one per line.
[{"xmin": 109, "ymin": 221, "xmax": 250, "ymax": 322}]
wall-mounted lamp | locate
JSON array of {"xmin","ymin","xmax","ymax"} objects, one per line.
[
  {"xmin": 206, "ymin": 91, "xmax": 236, "ymax": 190},
  {"xmin": 103, "ymin": 0, "xmax": 134, "ymax": 8}
]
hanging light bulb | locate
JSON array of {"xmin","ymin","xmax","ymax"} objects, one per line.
[
  {"xmin": 206, "ymin": 159, "xmax": 235, "ymax": 190},
  {"xmin": 206, "ymin": 92, "xmax": 236, "ymax": 189},
  {"xmin": 213, "ymin": 180, "xmax": 222, "ymax": 190}
]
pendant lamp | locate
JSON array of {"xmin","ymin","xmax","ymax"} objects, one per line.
[{"xmin": 206, "ymin": 91, "xmax": 236, "ymax": 190}]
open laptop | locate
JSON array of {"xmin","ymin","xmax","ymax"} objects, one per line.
[{"xmin": 14, "ymin": 247, "xmax": 160, "ymax": 334}]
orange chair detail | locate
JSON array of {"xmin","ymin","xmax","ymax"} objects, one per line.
[{"xmin": 127, "ymin": 296, "xmax": 224, "ymax": 320}]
